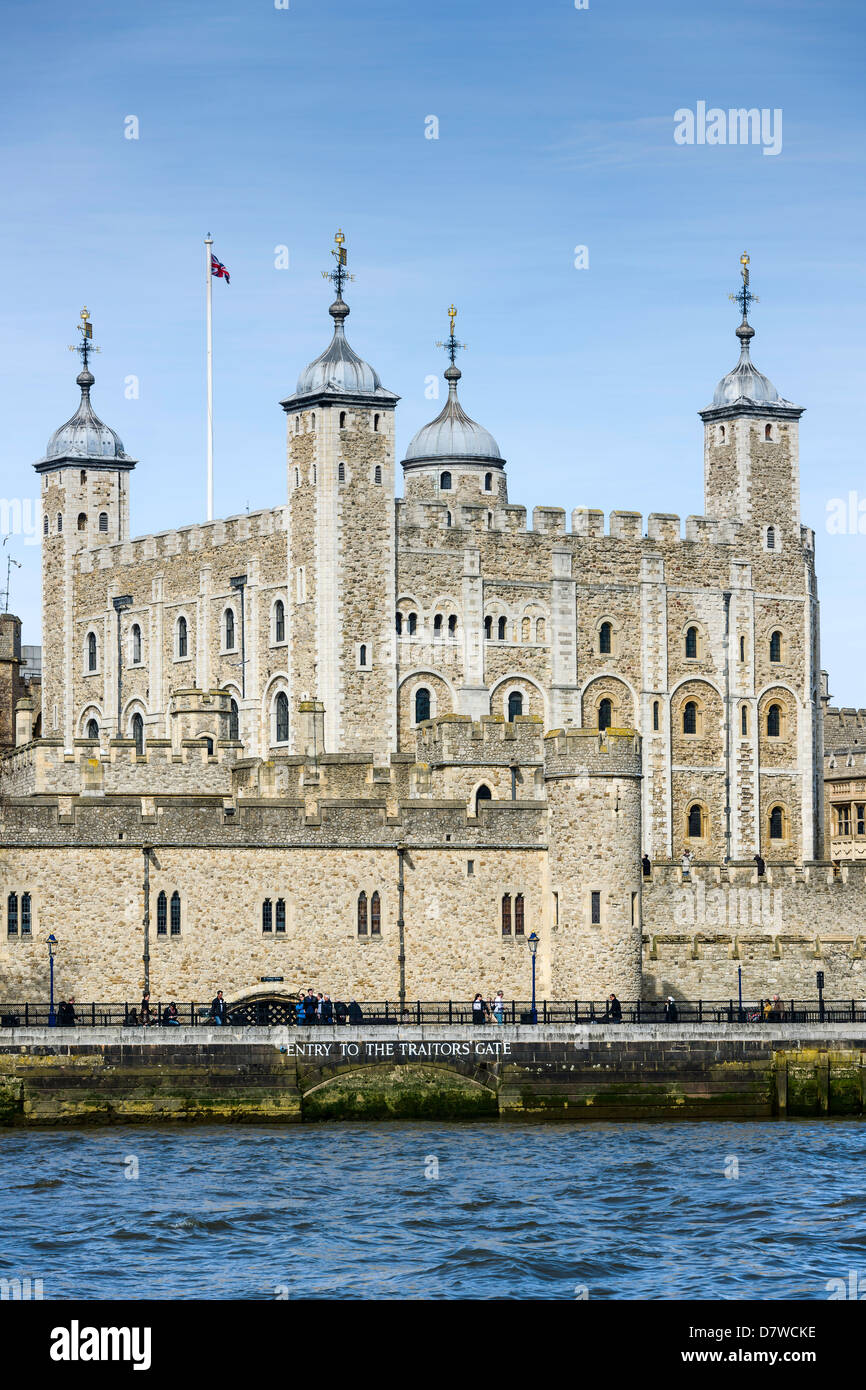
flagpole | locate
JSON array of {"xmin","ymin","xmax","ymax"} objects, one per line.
[{"xmin": 205, "ymin": 233, "xmax": 214, "ymax": 522}]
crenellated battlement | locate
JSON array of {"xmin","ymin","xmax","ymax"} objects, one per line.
[
  {"xmin": 396, "ymin": 499, "xmax": 754, "ymax": 549},
  {"xmin": 824, "ymin": 706, "xmax": 866, "ymax": 753},
  {"xmin": 543, "ymin": 726, "xmax": 641, "ymax": 777},
  {"xmin": 74, "ymin": 506, "xmax": 287, "ymax": 574},
  {"xmin": 0, "ymin": 736, "xmax": 243, "ymax": 798},
  {"xmin": 415, "ymin": 714, "xmax": 544, "ymax": 766}
]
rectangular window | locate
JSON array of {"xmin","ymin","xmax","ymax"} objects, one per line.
[
  {"xmin": 590, "ymin": 891, "xmax": 601, "ymax": 925},
  {"xmin": 631, "ymin": 891, "xmax": 637, "ymax": 927},
  {"xmin": 857, "ymin": 805, "xmax": 865, "ymax": 836},
  {"xmin": 467, "ymin": 860, "xmax": 474, "ymax": 876},
  {"xmin": 514, "ymin": 893, "xmax": 525, "ymax": 936},
  {"xmin": 837, "ymin": 805, "xmax": 851, "ymax": 836},
  {"xmin": 553, "ymin": 891, "xmax": 559, "ymax": 926}
]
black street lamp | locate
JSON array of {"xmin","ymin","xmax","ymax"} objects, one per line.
[
  {"xmin": 46, "ymin": 933, "xmax": 58, "ymax": 1026},
  {"xmin": 527, "ymin": 931, "xmax": 540, "ymax": 1024}
]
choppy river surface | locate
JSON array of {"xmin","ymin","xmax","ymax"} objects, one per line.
[{"xmin": 1, "ymin": 1119, "xmax": 863, "ymax": 1299}]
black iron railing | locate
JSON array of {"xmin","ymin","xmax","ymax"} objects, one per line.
[{"xmin": 0, "ymin": 998, "xmax": 864, "ymax": 1027}]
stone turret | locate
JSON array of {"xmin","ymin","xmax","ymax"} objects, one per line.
[{"xmin": 544, "ymin": 728, "xmax": 643, "ymax": 999}]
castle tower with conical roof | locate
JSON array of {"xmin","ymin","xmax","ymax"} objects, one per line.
[
  {"xmin": 279, "ymin": 232, "xmax": 399, "ymax": 755},
  {"xmin": 34, "ymin": 309, "xmax": 136, "ymax": 746}
]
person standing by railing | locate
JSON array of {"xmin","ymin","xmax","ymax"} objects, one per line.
[{"xmin": 492, "ymin": 991, "xmax": 504, "ymax": 1025}]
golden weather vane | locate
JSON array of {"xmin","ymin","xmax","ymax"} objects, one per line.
[
  {"xmin": 436, "ymin": 304, "xmax": 467, "ymax": 365},
  {"xmin": 728, "ymin": 252, "xmax": 759, "ymax": 320},
  {"xmin": 68, "ymin": 306, "xmax": 100, "ymax": 368},
  {"xmin": 321, "ymin": 228, "xmax": 354, "ymax": 294}
]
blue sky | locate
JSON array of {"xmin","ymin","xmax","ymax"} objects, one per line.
[{"xmin": 2, "ymin": 0, "xmax": 864, "ymax": 696}]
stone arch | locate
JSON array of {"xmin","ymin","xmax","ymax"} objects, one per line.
[
  {"xmin": 397, "ymin": 671, "xmax": 455, "ymax": 749},
  {"xmin": 262, "ymin": 673, "xmax": 290, "ymax": 748},
  {"xmin": 757, "ymin": 684, "xmax": 798, "ymax": 765},
  {"xmin": 670, "ymin": 679, "xmax": 723, "ymax": 765},
  {"xmin": 489, "ymin": 673, "xmax": 547, "ymax": 725},
  {"xmin": 580, "ymin": 675, "xmax": 636, "ymax": 730},
  {"xmin": 78, "ymin": 703, "xmax": 104, "ymax": 738}
]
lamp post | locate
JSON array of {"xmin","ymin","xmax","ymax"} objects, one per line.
[
  {"xmin": 46, "ymin": 934, "xmax": 58, "ymax": 1027},
  {"xmin": 527, "ymin": 931, "xmax": 540, "ymax": 1024}
]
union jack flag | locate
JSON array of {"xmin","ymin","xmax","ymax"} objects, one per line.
[{"xmin": 211, "ymin": 254, "xmax": 230, "ymax": 285}]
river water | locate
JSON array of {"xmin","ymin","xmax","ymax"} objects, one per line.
[{"xmin": 1, "ymin": 1120, "xmax": 863, "ymax": 1300}]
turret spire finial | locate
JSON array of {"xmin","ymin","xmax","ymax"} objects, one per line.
[
  {"xmin": 728, "ymin": 253, "xmax": 759, "ymax": 348},
  {"xmin": 435, "ymin": 304, "xmax": 467, "ymax": 369},
  {"xmin": 67, "ymin": 305, "xmax": 101, "ymax": 383},
  {"xmin": 321, "ymin": 227, "xmax": 355, "ymax": 301}
]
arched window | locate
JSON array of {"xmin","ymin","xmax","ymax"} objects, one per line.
[
  {"xmin": 484, "ymin": 615, "xmax": 492, "ymax": 640},
  {"xmin": 156, "ymin": 891, "xmax": 167, "ymax": 936},
  {"xmin": 598, "ymin": 698, "xmax": 612, "ymax": 731},
  {"xmin": 414, "ymin": 687, "xmax": 431, "ymax": 723},
  {"xmin": 6, "ymin": 892, "xmax": 17, "ymax": 935},
  {"xmin": 440, "ymin": 472, "xmax": 452, "ymax": 491},
  {"xmin": 57, "ymin": 513, "xmax": 63, "ymax": 532},
  {"xmin": 497, "ymin": 616, "xmax": 507, "ymax": 641},
  {"xmin": 719, "ymin": 425, "xmax": 726, "ymax": 442},
  {"xmin": 407, "ymin": 612, "xmax": 417, "ymax": 635},
  {"xmin": 446, "ymin": 510, "xmax": 452, "ymax": 526},
  {"xmin": 395, "ymin": 612, "xmax": 403, "ymax": 635},
  {"xmin": 685, "ymin": 626, "xmax": 698, "ymax": 659},
  {"xmin": 275, "ymin": 899, "xmax": 286, "ymax": 933},
  {"xmin": 434, "ymin": 614, "xmax": 443, "ymax": 635},
  {"xmin": 311, "ymin": 413, "xmax": 315, "ymax": 429},
  {"xmin": 338, "ymin": 462, "xmax": 346, "ymax": 482},
  {"xmin": 339, "ymin": 411, "xmax": 346, "ymax": 428},
  {"xmin": 21, "ymin": 893, "xmax": 31, "ymax": 936},
  {"xmin": 131, "ymin": 623, "xmax": 142, "ymax": 665},
  {"xmin": 536, "ymin": 618, "xmax": 545, "ymax": 642},
  {"xmin": 373, "ymin": 414, "xmax": 380, "ymax": 432},
  {"xmin": 131, "ymin": 713, "xmax": 144, "ymax": 755},
  {"xmin": 371, "ymin": 891, "xmax": 381, "ymax": 936},
  {"xmin": 229, "ymin": 699, "xmax": 239, "ymax": 741},
  {"xmin": 203, "ymin": 736, "xmax": 214, "ymax": 756},
  {"xmin": 653, "ymin": 700, "xmax": 659, "ymax": 731},
  {"xmin": 484, "ymin": 472, "xmax": 493, "ymax": 491},
  {"xmin": 683, "ymin": 701, "xmax": 697, "ymax": 735},
  {"xmin": 741, "ymin": 705, "xmax": 748, "ymax": 736},
  {"xmin": 501, "ymin": 893, "xmax": 512, "ymax": 936},
  {"xmin": 294, "ymin": 416, "xmax": 300, "ymax": 433},
  {"xmin": 98, "ymin": 512, "xmax": 108, "ymax": 533},
  {"xmin": 170, "ymin": 891, "xmax": 181, "ymax": 935},
  {"xmin": 374, "ymin": 465, "xmax": 382, "ymax": 484},
  {"xmin": 475, "ymin": 784, "xmax": 492, "ymax": 817},
  {"xmin": 767, "ymin": 703, "xmax": 781, "ymax": 738},
  {"xmin": 767, "ymin": 525, "xmax": 776, "ymax": 550},
  {"xmin": 764, "ymin": 423, "xmax": 772, "ymax": 440},
  {"xmin": 87, "ymin": 632, "xmax": 97, "ymax": 672},
  {"xmin": 740, "ymin": 635, "xmax": 746, "ymax": 661},
  {"xmin": 357, "ymin": 891, "xmax": 368, "ymax": 936},
  {"xmin": 448, "ymin": 614, "xmax": 457, "ymax": 635},
  {"xmin": 687, "ymin": 804, "xmax": 704, "ymax": 839},
  {"xmin": 599, "ymin": 622, "xmax": 612, "ymax": 655},
  {"xmin": 177, "ymin": 615, "xmax": 188, "ymax": 658},
  {"xmin": 487, "ymin": 512, "xmax": 493, "ymax": 529},
  {"xmin": 86, "ymin": 718, "xmax": 99, "ymax": 740},
  {"xmin": 274, "ymin": 600, "xmax": 285, "ymax": 644},
  {"xmin": 508, "ymin": 690, "xmax": 524, "ymax": 721},
  {"xmin": 359, "ymin": 644, "xmax": 367, "ymax": 667},
  {"xmin": 262, "ymin": 899, "xmax": 272, "ymax": 933},
  {"xmin": 769, "ymin": 805, "xmax": 784, "ymax": 840},
  {"xmin": 521, "ymin": 617, "xmax": 530, "ymax": 643},
  {"xmin": 77, "ymin": 512, "xmax": 87, "ymax": 531},
  {"xmin": 275, "ymin": 691, "xmax": 289, "ymax": 744},
  {"xmin": 224, "ymin": 609, "xmax": 235, "ymax": 650},
  {"xmin": 769, "ymin": 631, "xmax": 782, "ymax": 663},
  {"xmin": 514, "ymin": 893, "xmax": 525, "ymax": 936}
]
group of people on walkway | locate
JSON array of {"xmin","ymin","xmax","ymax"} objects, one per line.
[
  {"xmin": 295, "ymin": 991, "xmax": 364, "ymax": 1026},
  {"xmin": 472, "ymin": 992, "xmax": 506, "ymax": 1024}
]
